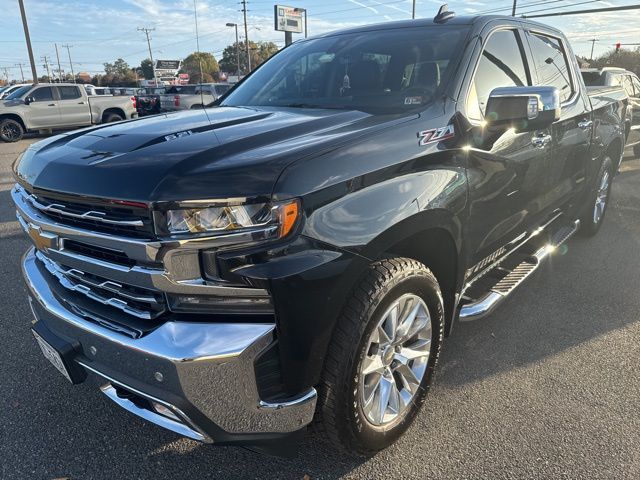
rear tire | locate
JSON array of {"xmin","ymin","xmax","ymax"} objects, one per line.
[
  {"xmin": 317, "ymin": 258, "xmax": 444, "ymax": 455},
  {"xmin": 633, "ymin": 144, "xmax": 640, "ymax": 159},
  {"xmin": 103, "ymin": 112, "xmax": 123, "ymax": 123},
  {"xmin": 580, "ymin": 156, "xmax": 613, "ymax": 237},
  {"xmin": 0, "ymin": 118, "xmax": 24, "ymax": 142}
]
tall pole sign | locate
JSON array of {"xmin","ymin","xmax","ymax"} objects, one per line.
[{"xmin": 274, "ymin": 5, "xmax": 305, "ymax": 46}]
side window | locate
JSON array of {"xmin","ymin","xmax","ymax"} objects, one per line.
[
  {"xmin": 31, "ymin": 87, "xmax": 54, "ymax": 102},
  {"xmin": 467, "ymin": 29, "xmax": 529, "ymax": 120},
  {"xmin": 527, "ymin": 32, "xmax": 574, "ymax": 103},
  {"xmin": 632, "ymin": 76, "xmax": 640, "ymax": 97},
  {"xmin": 58, "ymin": 86, "xmax": 81, "ymax": 100}
]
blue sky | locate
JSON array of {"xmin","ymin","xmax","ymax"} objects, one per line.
[{"xmin": 0, "ymin": 0, "xmax": 638, "ymax": 81}]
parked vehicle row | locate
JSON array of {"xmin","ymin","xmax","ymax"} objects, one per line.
[
  {"xmin": 160, "ymin": 83, "xmax": 231, "ymax": 111},
  {"xmin": 581, "ymin": 66, "xmax": 640, "ymax": 157},
  {"xmin": 13, "ymin": 11, "xmax": 628, "ymax": 456},
  {"xmin": 0, "ymin": 83, "xmax": 138, "ymax": 142}
]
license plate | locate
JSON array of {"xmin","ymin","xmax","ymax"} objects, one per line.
[{"xmin": 33, "ymin": 330, "xmax": 73, "ymax": 383}]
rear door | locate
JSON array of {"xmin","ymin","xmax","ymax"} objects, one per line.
[
  {"xmin": 55, "ymin": 85, "xmax": 91, "ymax": 126},
  {"xmin": 523, "ymin": 30, "xmax": 591, "ymax": 212},
  {"xmin": 463, "ymin": 27, "xmax": 553, "ymax": 273},
  {"xmin": 24, "ymin": 86, "xmax": 60, "ymax": 129}
]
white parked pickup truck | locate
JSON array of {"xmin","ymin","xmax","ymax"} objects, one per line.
[
  {"xmin": 0, "ymin": 83, "xmax": 138, "ymax": 142},
  {"xmin": 160, "ymin": 83, "xmax": 232, "ymax": 111}
]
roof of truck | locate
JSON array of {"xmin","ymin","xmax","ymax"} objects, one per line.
[{"xmin": 312, "ymin": 14, "xmax": 563, "ymax": 39}]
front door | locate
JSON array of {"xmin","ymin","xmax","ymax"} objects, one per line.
[
  {"xmin": 24, "ymin": 87, "xmax": 60, "ymax": 129},
  {"xmin": 55, "ymin": 85, "xmax": 92, "ymax": 126},
  {"xmin": 463, "ymin": 27, "xmax": 553, "ymax": 275}
]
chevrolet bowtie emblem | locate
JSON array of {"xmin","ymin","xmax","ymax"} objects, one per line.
[{"xmin": 27, "ymin": 224, "xmax": 57, "ymax": 252}]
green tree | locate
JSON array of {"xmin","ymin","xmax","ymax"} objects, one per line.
[
  {"xmin": 103, "ymin": 58, "xmax": 131, "ymax": 77},
  {"xmin": 181, "ymin": 52, "xmax": 219, "ymax": 82},
  {"xmin": 140, "ymin": 58, "xmax": 155, "ymax": 80},
  {"xmin": 219, "ymin": 41, "xmax": 279, "ymax": 75},
  {"xmin": 590, "ymin": 47, "xmax": 640, "ymax": 75}
]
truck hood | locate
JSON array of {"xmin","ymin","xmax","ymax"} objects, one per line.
[{"xmin": 15, "ymin": 106, "xmax": 406, "ymax": 202}]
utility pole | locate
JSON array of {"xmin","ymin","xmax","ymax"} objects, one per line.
[
  {"xmin": 54, "ymin": 43, "xmax": 63, "ymax": 82},
  {"xmin": 241, "ymin": 0, "xmax": 251, "ymax": 72},
  {"xmin": 226, "ymin": 23, "xmax": 241, "ymax": 76},
  {"xmin": 62, "ymin": 44, "xmax": 75, "ymax": 83},
  {"xmin": 589, "ymin": 38, "xmax": 598, "ymax": 60},
  {"xmin": 412, "ymin": 0, "xmax": 416, "ymax": 19},
  {"xmin": 41, "ymin": 56, "xmax": 52, "ymax": 82},
  {"xmin": 138, "ymin": 27, "xmax": 157, "ymax": 86},
  {"xmin": 511, "ymin": 0, "xmax": 517, "ymax": 16},
  {"xmin": 18, "ymin": 0, "xmax": 38, "ymax": 84},
  {"xmin": 15, "ymin": 63, "xmax": 26, "ymax": 82}
]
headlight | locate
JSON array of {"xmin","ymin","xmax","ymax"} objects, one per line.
[{"xmin": 164, "ymin": 199, "xmax": 300, "ymax": 240}]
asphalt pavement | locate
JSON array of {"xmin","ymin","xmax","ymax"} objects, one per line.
[{"xmin": 1, "ymin": 138, "xmax": 639, "ymax": 479}]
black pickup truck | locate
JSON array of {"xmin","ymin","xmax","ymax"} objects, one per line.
[{"xmin": 13, "ymin": 10, "xmax": 627, "ymax": 456}]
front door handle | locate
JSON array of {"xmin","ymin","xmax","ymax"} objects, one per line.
[
  {"xmin": 578, "ymin": 120, "xmax": 593, "ymax": 130},
  {"xmin": 531, "ymin": 133, "xmax": 552, "ymax": 148},
  {"xmin": 78, "ymin": 101, "xmax": 86, "ymax": 105},
  {"xmin": 47, "ymin": 103, "xmax": 56, "ymax": 107}
]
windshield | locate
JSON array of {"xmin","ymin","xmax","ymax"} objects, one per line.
[
  {"xmin": 222, "ymin": 26, "xmax": 467, "ymax": 113},
  {"xmin": 5, "ymin": 86, "xmax": 32, "ymax": 100}
]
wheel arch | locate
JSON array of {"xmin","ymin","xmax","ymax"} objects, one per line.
[
  {"xmin": 101, "ymin": 108, "xmax": 125, "ymax": 122},
  {"xmin": 359, "ymin": 209, "xmax": 465, "ymax": 336},
  {"xmin": 0, "ymin": 113, "xmax": 27, "ymax": 131}
]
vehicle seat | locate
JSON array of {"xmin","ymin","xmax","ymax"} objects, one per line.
[{"xmin": 348, "ymin": 60, "xmax": 382, "ymax": 93}]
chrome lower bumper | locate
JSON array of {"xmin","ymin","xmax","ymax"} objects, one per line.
[{"xmin": 22, "ymin": 248, "xmax": 316, "ymax": 442}]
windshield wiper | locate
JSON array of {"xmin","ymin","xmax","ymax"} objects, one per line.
[{"xmin": 280, "ymin": 103, "xmax": 349, "ymax": 110}]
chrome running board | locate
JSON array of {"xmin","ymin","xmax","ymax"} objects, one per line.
[{"xmin": 459, "ymin": 220, "xmax": 579, "ymax": 322}]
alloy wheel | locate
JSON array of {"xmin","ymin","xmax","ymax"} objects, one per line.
[
  {"xmin": 593, "ymin": 168, "xmax": 610, "ymax": 224},
  {"xmin": 358, "ymin": 293, "xmax": 432, "ymax": 426}
]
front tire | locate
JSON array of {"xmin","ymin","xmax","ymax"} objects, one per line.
[
  {"xmin": 317, "ymin": 258, "xmax": 444, "ymax": 455},
  {"xmin": 580, "ymin": 156, "xmax": 613, "ymax": 236},
  {"xmin": 0, "ymin": 118, "xmax": 24, "ymax": 142}
]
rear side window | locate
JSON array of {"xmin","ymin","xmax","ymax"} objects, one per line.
[
  {"xmin": 58, "ymin": 86, "xmax": 81, "ymax": 100},
  {"xmin": 527, "ymin": 32, "xmax": 574, "ymax": 103},
  {"xmin": 467, "ymin": 29, "xmax": 530, "ymax": 120},
  {"xmin": 31, "ymin": 87, "xmax": 54, "ymax": 102},
  {"xmin": 581, "ymin": 71, "xmax": 604, "ymax": 86},
  {"xmin": 621, "ymin": 75, "xmax": 635, "ymax": 97},
  {"xmin": 215, "ymin": 85, "xmax": 231, "ymax": 96}
]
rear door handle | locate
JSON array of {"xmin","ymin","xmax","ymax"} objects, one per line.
[
  {"xmin": 531, "ymin": 133, "xmax": 552, "ymax": 148},
  {"xmin": 578, "ymin": 120, "xmax": 593, "ymax": 130},
  {"xmin": 47, "ymin": 103, "xmax": 56, "ymax": 107}
]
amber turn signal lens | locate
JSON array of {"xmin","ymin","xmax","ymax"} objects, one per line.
[{"xmin": 279, "ymin": 200, "xmax": 300, "ymax": 238}]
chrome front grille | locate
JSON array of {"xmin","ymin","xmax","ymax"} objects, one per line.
[
  {"xmin": 36, "ymin": 250, "xmax": 166, "ymax": 320},
  {"xmin": 20, "ymin": 186, "xmax": 154, "ymax": 238}
]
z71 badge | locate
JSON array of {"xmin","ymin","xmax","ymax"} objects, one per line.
[{"xmin": 418, "ymin": 124, "xmax": 455, "ymax": 146}]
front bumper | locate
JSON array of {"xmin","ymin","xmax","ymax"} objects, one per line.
[{"xmin": 22, "ymin": 248, "xmax": 317, "ymax": 444}]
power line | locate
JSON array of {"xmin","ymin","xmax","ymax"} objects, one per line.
[{"xmin": 524, "ymin": 3, "xmax": 640, "ymax": 18}]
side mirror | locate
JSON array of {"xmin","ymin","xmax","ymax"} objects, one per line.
[
  {"xmin": 24, "ymin": 96, "xmax": 35, "ymax": 105},
  {"xmin": 485, "ymin": 86, "xmax": 560, "ymax": 132}
]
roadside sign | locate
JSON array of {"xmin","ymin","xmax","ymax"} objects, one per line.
[
  {"xmin": 274, "ymin": 5, "xmax": 304, "ymax": 33},
  {"xmin": 155, "ymin": 60, "xmax": 181, "ymax": 70}
]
